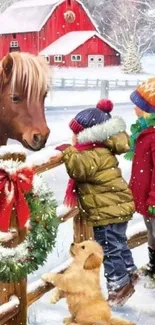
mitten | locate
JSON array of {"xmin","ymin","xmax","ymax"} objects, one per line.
[
  {"xmin": 148, "ymin": 206, "xmax": 155, "ymax": 215},
  {"xmin": 55, "ymin": 144, "xmax": 71, "ymax": 152}
]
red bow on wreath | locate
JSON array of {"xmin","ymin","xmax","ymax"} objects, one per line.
[{"xmin": 0, "ymin": 168, "xmax": 34, "ymax": 232}]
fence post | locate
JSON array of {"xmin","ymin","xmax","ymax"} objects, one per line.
[
  {"xmin": 100, "ymin": 80, "xmax": 109, "ymax": 98},
  {"xmin": 73, "ymin": 214, "xmax": 94, "ymax": 243},
  {"xmin": 0, "ymin": 211, "xmax": 27, "ymax": 325},
  {"xmin": 0, "ymin": 155, "xmax": 27, "ymax": 325},
  {"xmin": 61, "ymin": 78, "xmax": 65, "ymax": 88},
  {"xmin": 96, "ymin": 79, "xmax": 100, "ymax": 88},
  {"xmin": 73, "ymin": 78, "xmax": 76, "ymax": 89}
]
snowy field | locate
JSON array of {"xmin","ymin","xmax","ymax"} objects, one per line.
[
  {"xmin": 47, "ymin": 55, "xmax": 155, "ymax": 107},
  {"xmin": 46, "ymin": 89, "xmax": 132, "ymax": 106},
  {"xmin": 24, "ymin": 56, "xmax": 155, "ymax": 324},
  {"xmin": 51, "ymin": 55, "xmax": 155, "ymax": 80}
]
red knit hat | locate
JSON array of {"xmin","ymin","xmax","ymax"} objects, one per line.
[{"xmin": 69, "ymin": 99, "xmax": 113, "ymax": 134}]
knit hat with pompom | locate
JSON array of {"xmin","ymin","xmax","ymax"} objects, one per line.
[{"xmin": 69, "ymin": 99, "xmax": 113, "ymax": 134}]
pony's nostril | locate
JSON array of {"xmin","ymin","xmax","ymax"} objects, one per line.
[
  {"xmin": 71, "ymin": 243, "xmax": 74, "ymax": 247},
  {"xmin": 23, "ymin": 130, "xmax": 48, "ymax": 151},
  {"xmin": 33, "ymin": 133, "xmax": 42, "ymax": 144}
]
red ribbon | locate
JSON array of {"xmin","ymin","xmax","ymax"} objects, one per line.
[{"xmin": 0, "ymin": 168, "xmax": 34, "ymax": 232}]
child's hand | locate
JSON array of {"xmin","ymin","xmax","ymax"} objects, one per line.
[
  {"xmin": 55, "ymin": 144, "xmax": 71, "ymax": 152},
  {"xmin": 148, "ymin": 206, "xmax": 155, "ymax": 215}
]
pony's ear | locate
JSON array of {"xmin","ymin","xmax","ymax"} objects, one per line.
[
  {"xmin": 84, "ymin": 253, "xmax": 102, "ymax": 270},
  {"xmin": 2, "ymin": 54, "xmax": 13, "ymax": 77}
]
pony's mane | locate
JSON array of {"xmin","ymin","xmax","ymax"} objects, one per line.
[{"xmin": 2, "ymin": 52, "xmax": 49, "ymax": 102}]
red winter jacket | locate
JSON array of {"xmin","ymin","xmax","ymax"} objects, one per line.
[{"xmin": 130, "ymin": 127, "xmax": 155, "ymax": 218}]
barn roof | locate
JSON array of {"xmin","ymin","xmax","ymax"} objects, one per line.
[
  {"xmin": 0, "ymin": 0, "xmax": 99, "ymax": 34},
  {"xmin": 39, "ymin": 31, "xmax": 120, "ymax": 55}
]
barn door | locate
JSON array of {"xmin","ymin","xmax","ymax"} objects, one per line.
[{"xmin": 88, "ymin": 55, "xmax": 104, "ymax": 68}]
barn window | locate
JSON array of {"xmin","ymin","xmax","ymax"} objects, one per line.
[
  {"xmin": 71, "ymin": 55, "xmax": 81, "ymax": 62},
  {"xmin": 10, "ymin": 41, "xmax": 19, "ymax": 48},
  {"xmin": 45, "ymin": 56, "xmax": 50, "ymax": 64},
  {"xmin": 54, "ymin": 55, "xmax": 62, "ymax": 62}
]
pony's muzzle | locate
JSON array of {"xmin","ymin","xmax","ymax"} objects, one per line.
[{"xmin": 23, "ymin": 129, "xmax": 50, "ymax": 151}]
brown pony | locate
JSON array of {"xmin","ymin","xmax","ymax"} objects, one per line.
[{"xmin": 0, "ymin": 52, "xmax": 50, "ymax": 151}]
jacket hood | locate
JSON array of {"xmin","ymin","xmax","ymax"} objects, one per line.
[{"xmin": 77, "ymin": 116, "xmax": 126, "ymax": 144}]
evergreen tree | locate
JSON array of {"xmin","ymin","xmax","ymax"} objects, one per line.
[{"xmin": 122, "ymin": 40, "xmax": 142, "ymax": 74}]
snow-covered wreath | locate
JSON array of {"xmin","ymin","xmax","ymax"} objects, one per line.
[
  {"xmin": 0, "ymin": 150, "xmax": 58, "ymax": 282},
  {"xmin": 64, "ymin": 10, "xmax": 76, "ymax": 23}
]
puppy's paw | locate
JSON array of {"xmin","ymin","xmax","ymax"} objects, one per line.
[
  {"xmin": 50, "ymin": 295, "xmax": 58, "ymax": 304},
  {"xmin": 41, "ymin": 273, "xmax": 53, "ymax": 283},
  {"xmin": 63, "ymin": 317, "xmax": 73, "ymax": 325},
  {"xmin": 50, "ymin": 288, "xmax": 60, "ymax": 304}
]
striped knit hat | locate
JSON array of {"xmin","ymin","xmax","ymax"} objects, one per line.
[
  {"xmin": 69, "ymin": 99, "xmax": 113, "ymax": 134},
  {"xmin": 130, "ymin": 77, "xmax": 155, "ymax": 113}
]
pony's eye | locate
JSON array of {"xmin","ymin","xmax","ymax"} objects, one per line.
[
  {"xmin": 81, "ymin": 245, "xmax": 85, "ymax": 250},
  {"xmin": 10, "ymin": 95, "xmax": 20, "ymax": 103}
]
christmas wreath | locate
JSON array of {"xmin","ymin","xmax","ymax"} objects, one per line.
[
  {"xmin": 0, "ymin": 157, "xmax": 58, "ymax": 282},
  {"xmin": 125, "ymin": 114, "xmax": 155, "ymax": 160},
  {"xmin": 64, "ymin": 10, "xmax": 76, "ymax": 23}
]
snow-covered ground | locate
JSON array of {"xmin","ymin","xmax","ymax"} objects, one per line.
[
  {"xmin": 46, "ymin": 89, "xmax": 132, "ymax": 106},
  {"xmin": 51, "ymin": 55, "xmax": 155, "ymax": 80},
  {"xmin": 46, "ymin": 55, "xmax": 155, "ymax": 107}
]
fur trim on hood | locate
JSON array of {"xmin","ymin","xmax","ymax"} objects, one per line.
[{"xmin": 77, "ymin": 116, "xmax": 126, "ymax": 144}]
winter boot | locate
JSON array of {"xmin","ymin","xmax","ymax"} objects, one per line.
[
  {"xmin": 130, "ymin": 271, "xmax": 139, "ymax": 286},
  {"xmin": 141, "ymin": 247, "xmax": 155, "ymax": 278},
  {"xmin": 107, "ymin": 282, "xmax": 135, "ymax": 307}
]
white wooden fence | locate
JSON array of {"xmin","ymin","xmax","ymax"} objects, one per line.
[
  {"xmin": 50, "ymin": 78, "xmax": 143, "ymax": 98},
  {"xmin": 51, "ymin": 78, "xmax": 142, "ymax": 89}
]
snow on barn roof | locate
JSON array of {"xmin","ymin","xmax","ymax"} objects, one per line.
[
  {"xmin": 0, "ymin": 5, "xmax": 54, "ymax": 34},
  {"xmin": 0, "ymin": 1, "xmax": 58, "ymax": 34},
  {"xmin": 10, "ymin": 0, "xmax": 59, "ymax": 8},
  {"xmin": 0, "ymin": 0, "xmax": 99, "ymax": 34},
  {"xmin": 39, "ymin": 31, "xmax": 119, "ymax": 55}
]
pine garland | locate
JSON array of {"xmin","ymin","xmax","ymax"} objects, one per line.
[
  {"xmin": 125, "ymin": 114, "xmax": 155, "ymax": 161},
  {"xmin": 0, "ymin": 175, "xmax": 58, "ymax": 282}
]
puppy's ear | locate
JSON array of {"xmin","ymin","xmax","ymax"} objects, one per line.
[{"xmin": 84, "ymin": 253, "xmax": 102, "ymax": 270}]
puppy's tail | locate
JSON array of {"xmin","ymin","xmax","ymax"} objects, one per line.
[{"xmin": 110, "ymin": 317, "xmax": 135, "ymax": 325}]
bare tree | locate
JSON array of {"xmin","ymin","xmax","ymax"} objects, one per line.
[
  {"xmin": 101, "ymin": 0, "xmax": 155, "ymax": 57},
  {"xmin": 81, "ymin": 0, "xmax": 155, "ymax": 57},
  {"xmin": 0, "ymin": 0, "xmax": 22, "ymax": 12}
]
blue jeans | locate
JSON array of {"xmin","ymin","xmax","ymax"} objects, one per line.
[{"xmin": 94, "ymin": 222, "xmax": 137, "ymax": 291}]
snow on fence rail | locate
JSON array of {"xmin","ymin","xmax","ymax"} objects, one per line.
[
  {"xmin": 0, "ymin": 145, "xmax": 148, "ymax": 325},
  {"xmin": 0, "ymin": 296, "xmax": 20, "ymax": 325}
]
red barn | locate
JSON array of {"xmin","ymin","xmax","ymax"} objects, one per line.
[{"xmin": 0, "ymin": 0, "xmax": 120, "ymax": 68}]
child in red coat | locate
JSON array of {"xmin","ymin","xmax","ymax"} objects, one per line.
[{"xmin": 128, "ymin": 77, "xmax": 155, "ymax": 278}]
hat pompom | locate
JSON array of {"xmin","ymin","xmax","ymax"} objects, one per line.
[{"xmin": 97, "ymin": 99, "xmax": 113, "ymax": 113}]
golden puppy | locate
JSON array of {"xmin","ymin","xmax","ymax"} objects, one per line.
[{"xmin": 42, "ymin": 241, "xmax": 135, "ymax": 325}]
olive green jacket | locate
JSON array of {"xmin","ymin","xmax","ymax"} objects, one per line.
[{"xmin": 63, "ymin": 117, "xmax": 135, "ymax": 227}]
